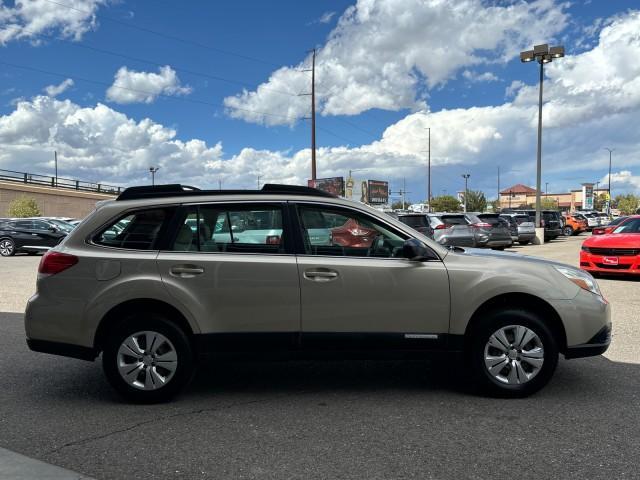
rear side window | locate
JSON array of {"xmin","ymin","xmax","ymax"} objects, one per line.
[
  {"xmin": 440, "ymin": 215, "xmax": 467, "ymax": 225},
  {"xmin": 94, "ymin": 208, "xmax": 171, "ymax": 250},
  {"xmin": 477, "ymin": 214, "xmax": 501, "ymax": 225},
  {"xmin": 514, "ymin": 215, "xmax": 531, "ymax": 224},
  {"xmin": 170, "ymin": 204, "xmax": 286, "ymax": 254},
  {"xmin": 399, "ymin": 216, "xmax": 428, "ymax": 228}
]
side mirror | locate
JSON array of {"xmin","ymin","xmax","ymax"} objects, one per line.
[{"xmin": 402, "ymin": 238, "xmax": 437, "ymax": 262}]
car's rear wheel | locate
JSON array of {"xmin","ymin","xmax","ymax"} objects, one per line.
[
  {"xmin": 563, "ymin": 226, "xmax": 573, "ymax": 237},
  {"xmin": 102, "ymin": 314, "xmax": 194, "ymax": 403},
  {"xmin": 519, "ymin": 240, "xmax": 529, "ymax": 245},
  {"xmin": 468, "ymin": 309, "xmax": 558, "ymax": 397},
  {"xmin": 0, "ymin": 238, "xmax": 15, "ymax": 256}
]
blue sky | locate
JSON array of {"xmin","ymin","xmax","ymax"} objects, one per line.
[{"xmin": 1, "ymin": 0, "xmax": 639, "ymax": 202}]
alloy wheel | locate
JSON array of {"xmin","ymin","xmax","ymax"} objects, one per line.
[
  {"xmin": 0, "ymin": 239, "xmax": 14, "ymax": 256},
  {"xmin": 483, "ymin": 325, "xmax": 544, "ymax": 385},
  {"xmin": 117, "ymin": 331, "xmax": 178, "ymax": 390}
]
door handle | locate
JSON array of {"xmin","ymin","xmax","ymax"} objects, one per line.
[
  {"xmin": 170, "ymin": 265, "xmax": 205, "ymax": 277},
  {"xmin": 304, "ymin": 269, "xmax": 339, "ymax": 282}
]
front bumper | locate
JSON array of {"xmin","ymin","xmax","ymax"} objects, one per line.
[
  {"xmin": 565, "ymin": 323, "xmax": 611, "ymax": 359},
  {"xmin": 580, "ymin": 251, "xmax": 640, "ymax": 274}
]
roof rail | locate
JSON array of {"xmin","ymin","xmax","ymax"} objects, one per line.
[{"xmin": 116, "ymin": 183, "xmax": 334, "ymax": 201}]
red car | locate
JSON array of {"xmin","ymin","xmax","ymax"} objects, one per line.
[
  {"xmin": 592, "ymin": 215, "xmax": 630, "ymax": 235},
  {"xmin": 331, "ymin": 218, "xmax": 378, "ymax": 247},
  {"xmin": 580, "ymin": 216, "xmax": 640, "ymax": 275}
]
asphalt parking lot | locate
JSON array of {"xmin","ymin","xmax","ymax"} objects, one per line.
[{"xmin": 1, "ymin": 234, "xmax": 638, "ymax": 479}]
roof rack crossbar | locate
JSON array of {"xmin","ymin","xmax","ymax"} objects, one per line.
[{"xmin": 116, "ymin": 183, "xmax": 335, "ymax": 201}]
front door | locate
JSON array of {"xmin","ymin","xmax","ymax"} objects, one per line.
[
  {"xmin": 157, "ymin": 202, "xmax": 300, "ymax": 352},
  {"xmin": 293, "ymin": 203, "xmax": 450, "ymax": 350}
]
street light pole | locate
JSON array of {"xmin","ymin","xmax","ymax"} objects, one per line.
[
  {"xmin": 604, "ymin": 147, "xmax": 614, "ymax": 214},
  {"xmin": 520, "ymin": 43, "xmax": 564, "ymax": 244},
  {"xmin": 461, "ymin": 174, "xmax": 470, "ymax": 212},
  {"xmin": 426, "ymin": 127, "xmax": 431, "ymax": 212},
  {"xmin": 149, "ymin": 166, "xmax": 160, "ymax": 186}
]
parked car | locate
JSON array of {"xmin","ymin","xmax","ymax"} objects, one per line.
[
  {"xmin": 580, "ymin": 216, "xmax": 640, "ymax": 276},
  {"xmin": 502, "ymin": 209, "xmax": 563, "ymax": 240},
  {"xmin": 562, "ymin": 214, "xmax": 587, "ymax": 237},
  {"xmin": 0, "ymin": 218, "xmax": 68, "ymax": 256},
  {"xmin": 499, "ymin": 214, "xmax": 519, "ymax": 243},
  {"xmin": 501, "ymin": 213, "xmax": 536, "ymax": 245},
  {"xmin": 427, "ymin": 213, "xmax": 511, "ymax": 249},
  {"xmin": 576, "ymin": 212, "xmax": 600, "ymax": 230},
  {"xmin": 397, "ymin": 213, "xmax": 434, "ymax": 238},
  {"xmin": 25, "ymin": 184, "xmax": 611, "ymax": 402},
  {"xmin": 592, "ymin": 216, "xmax": 628, "ymax": 235},
  {"xmin": 597, "ymin": 213, "xmax": 611, "ymax": 226}
]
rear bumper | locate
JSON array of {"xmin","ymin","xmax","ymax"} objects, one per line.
[
  {"xmin": 545, "ymin": 228, "xmax": 562, "ymax": 238},
  {"xmin": 517, "ymin": 233, "xmax": 536, "ymax": 242},
  {"xmin": 580, "ymin": 252, "xmax": 640, "ymax": 274},
  {"xmin": 27, "ymin": 338, "xmax": 97, "ymax": 361},
  {"xmin": 564, "ymin": 323, "xmax": 612, "ymax": 359}
]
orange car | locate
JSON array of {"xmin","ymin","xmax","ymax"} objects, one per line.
[{"xmin": 563, "ymin": 214, "xmax": 587, "ymax": 236}]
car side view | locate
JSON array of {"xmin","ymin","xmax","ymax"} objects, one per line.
[
  {"xmin": 25, "ymin": 184, "xmax": 611, "ymax": 402},
  {"xmin": 0, "ymin": 218, "xmax": 68, "ymax": 256}
]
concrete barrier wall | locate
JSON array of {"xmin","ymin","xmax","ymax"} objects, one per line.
[{"xmin": 0, "ymin": 180, "xmax": 117, "ymax": 219}]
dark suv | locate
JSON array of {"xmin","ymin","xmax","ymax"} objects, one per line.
[
  {"xmin": 397, "ymin": 213, "xmax": 434, "ymax": 238},
  {"xmin": 502, "ymin": 209, "xmax": 563, "ymax": 241},
  {"xmin": 0, "ymin": 219, "xmax": 68, "ymax": 256}
]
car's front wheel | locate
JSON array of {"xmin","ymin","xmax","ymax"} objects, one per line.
[
  {"xmin": 468, "ymin": 309, "xmax": 558, "ymax": 397},
  {"xmin": 102, "ymin": 314, "xmax": 194, "ymax": 403},
  {"xmin": 0, "ymin": 238, "xmax": 16, "ymax": 256}
]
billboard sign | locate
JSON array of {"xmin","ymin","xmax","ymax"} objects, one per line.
[
  {"xmin": 367, "ymin": 180, "xmax": 389, "ymax": 204},
  {"xmin": 307, "ymin": 177, "xmax": 345, "ymax": 197}
]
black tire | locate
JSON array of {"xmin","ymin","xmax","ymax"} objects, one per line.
[
  {"xmin": 491, "ymin": 247, "xmax": 505, "ymax": 251},
  {"xmin": 519, "ymin": 240, "xmax": 530, "ymax": 245},
  {"xmin": 102, "ymin": 313, "xmax": 194, "ymax": 403},
  {"xmin": 563, "ymin": 226, "xmax": 573, "ymax": 237},
  {"xmin": 0, "ymin": 238, "xmax": 16, "ymax": 257},
  {"xmin": 467, "ymin": 308, "xmax": 558, "ymax": 398}
]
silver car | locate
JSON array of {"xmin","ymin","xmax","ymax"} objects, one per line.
[
  {"xmin": 25, "ymin": 184, "xmax": 611, "ymax": 402},
  {"xmin": 501, "ymin": 213, "xmax": 536, "ymax": 245}
]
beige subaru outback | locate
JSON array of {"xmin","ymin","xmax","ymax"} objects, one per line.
[{"xmin": 25, "ymin": 184, "xmax": 611, "ymax": 402}]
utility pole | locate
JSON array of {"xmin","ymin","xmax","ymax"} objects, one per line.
[
  {"xmin": 604, "ymin": 147, "xmax": 614, "ymax": 214},
  {"xmin": 218, "ymin": 179, "xmax": 222, "ymax": 190},
  {"xmin": 461, "ymin": 174, "xmax": 470, "ymax": 212},
  {"xmin": 390, "ymin": 178, "xmax": 411, "ymax": 210},
  {"xmin": 545, "ymin": 182, "xmax": 548, "ymax": 195},
  {"xmin": 257, "ymin": 174, "xmax": 262, "ymax": 189},
  {"xmin": 54, "ymin": 150, "xmax": 58, "ymax": 187},
  {"xmin": 300, "ymin": 49, "xmax": 318, "ymax": 180}
]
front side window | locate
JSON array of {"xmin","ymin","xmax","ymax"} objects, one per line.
[
  {"xmin": 94, "ymin": 208, "xmax": 170, "ymax": 250},
  {"xmin": 171, "ymin": 204, "xmax": 285, "ymax": 254},
  {"xmin": 298, "ymin": 205, "xmax": 406, "ymax": 257}
]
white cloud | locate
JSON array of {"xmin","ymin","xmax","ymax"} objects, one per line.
[
  {"xmin": 0, "ymin": 0, "xmax": 107, "ymax": 45},
  {"xmin": 462, "ymin": 70, "xmax": 499, "ymax": 83},
  {"xmin": 318, "ymin": 11, "xmax": 336, "ymax": 24},
  {"xmin": 106, "ymin": 66, "xmax": 192, "ymax": 104},
  {"xmin": 44, "ymin": 78, "xmax": 74, "ymax": 97},
  {"xmin": 224, "ymin": 0, "xmax": 569, "ymax": 125},
  {"xmin": 601, "ymin": 171, "xmax": 640, "ymax": 191},
  {"xmin": 505, "ymin": 80, "xmax": 525, "ymax": 98},
  {"xmin": 0, "ymin": 11, "xmax": 639, "ymax": 198}
]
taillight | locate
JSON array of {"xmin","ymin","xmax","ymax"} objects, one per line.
[
  {"xmin": 435, "ymin": 224, "xmax": 451, "ymax": 230},
  {"xmin": 471, "ymin": 222, "xmax": 492, "ymax": 228},
  {"xmin": 38, "ymin": 251, "xmax": 78, "ymax": 275}
]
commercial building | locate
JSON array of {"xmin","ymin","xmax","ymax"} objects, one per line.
[{"xmin": 499, "ymin": 183, "xmax": 608, "ymax": 212}]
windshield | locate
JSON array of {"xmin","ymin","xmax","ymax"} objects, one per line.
[
  {"xmin": 613, "ymin": 218, "xmax": 640, "ymax": 234},
  {"xmin": 49, "ymin": 219, "xmax": 75, "ymax": 232},
  {"xmin": 400, "ymin": 216, "xmax": 429, "ymax": 228}
]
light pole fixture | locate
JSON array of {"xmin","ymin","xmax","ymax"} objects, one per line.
[
  {"xmin": 604, "ymin": 147, "xmax": 614, "ymax": 214},
  {"xmin": 461, "ymin": 173, "xmax": 470, "ymax": 212},
  {"xmin": 149, "ymin": 166, "xmax": 160, "ymax": 186},
  {"xmin": 520, "ymin": 43, "xmax": 564, "ymax": 239}
]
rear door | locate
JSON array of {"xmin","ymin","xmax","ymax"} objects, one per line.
[
  {"xmin": 31, "ymin": 220, "xmax": 66, "ymax": 248},
  {"xmin": 156, "ymin": 202, "xmax": 301, "ymax": 351}
]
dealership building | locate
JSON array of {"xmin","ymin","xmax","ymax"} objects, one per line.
[{"xmin": 499, "ymin": 183, "xmax": 609, "ymax": 212}]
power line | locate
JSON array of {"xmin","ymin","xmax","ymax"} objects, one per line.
[
  {"xmin": 0, "ymin": 59, "xmax": 302, "ymax": 122},
  {"xmin": 18, "ymin": 27, "xmax": 301, "ymax": 98},
  {"xmin": 41, "ymin": 0, "xmax": 283, "ymax": 68}
]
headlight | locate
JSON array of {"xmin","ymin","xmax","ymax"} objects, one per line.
[{"xmin": 554, "ymin": 266, "xmax": 602, "ymax": 296}]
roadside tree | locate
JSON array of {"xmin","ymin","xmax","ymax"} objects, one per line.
[
  {"xmin": 465, "ymin": 190, "xmax": 487, "ymax": 212},
  {"xmin": 7, "ymin": 196, "xmax": 41, "ymax": 218},
  {"xmin": 615, "ymin": 194, "xmax": 640, "ymax": 215},
  {"xmin": 430, "ymin": 195, "xmax": 461, "ymax": 212}
]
